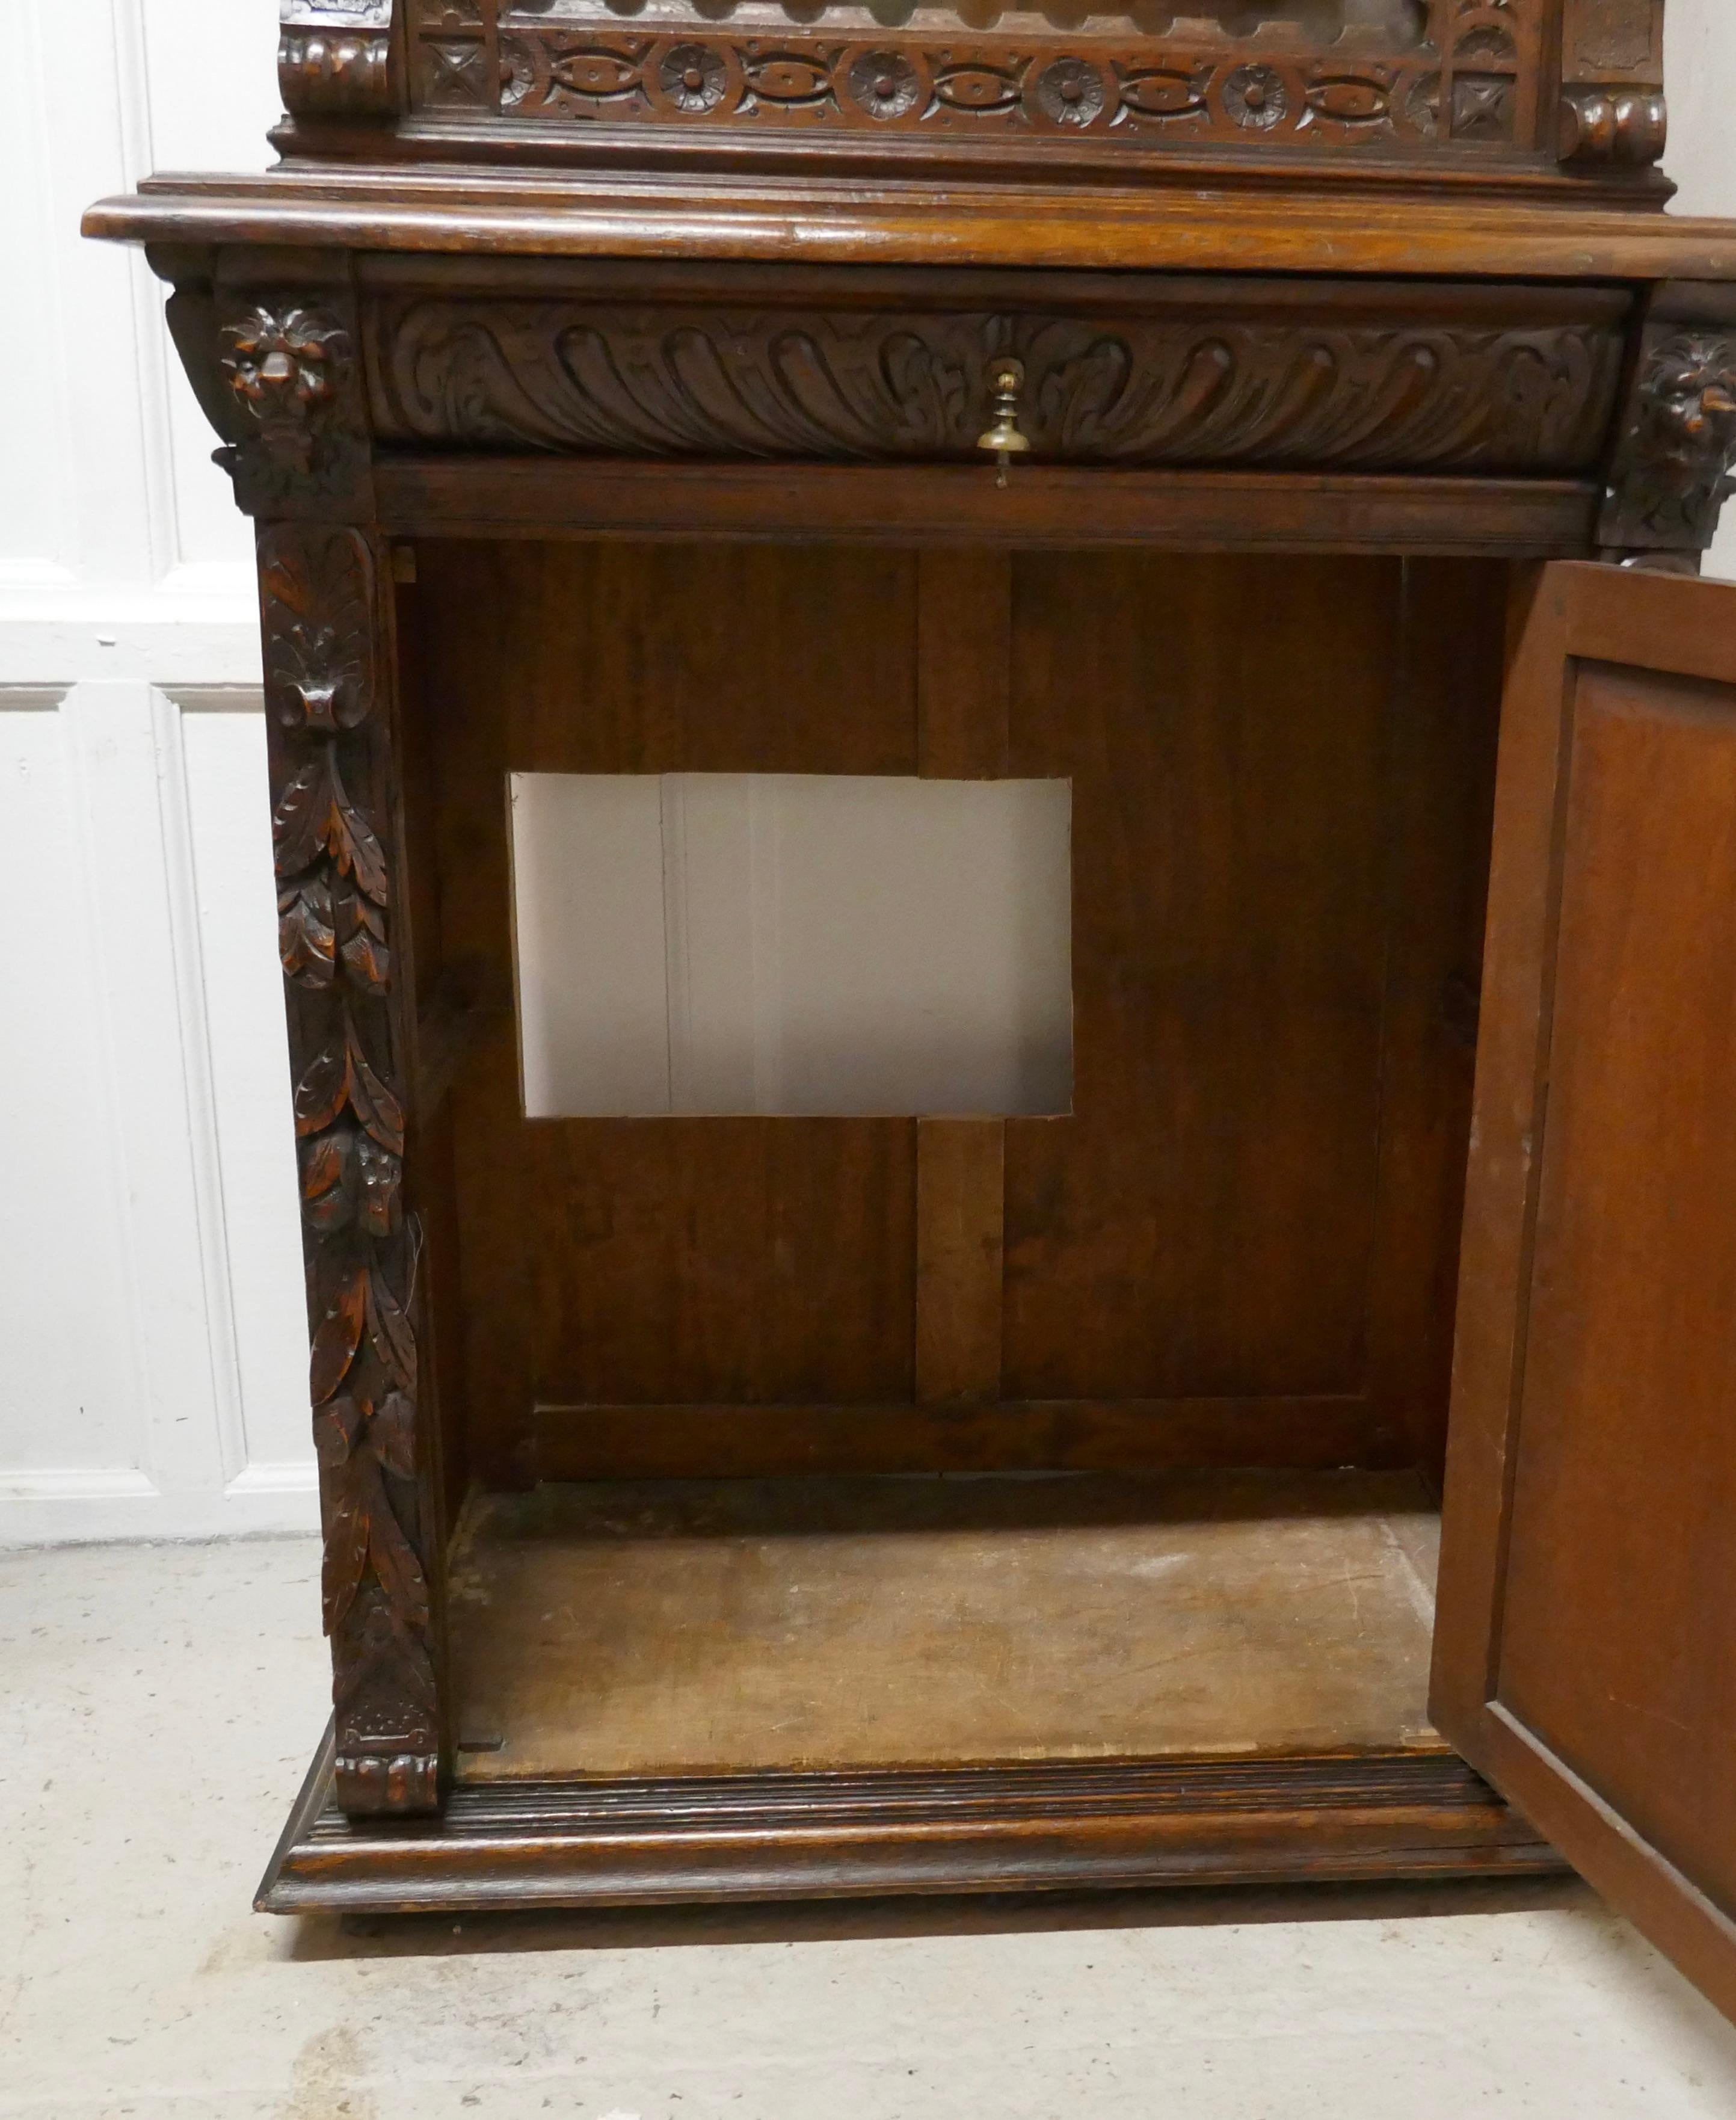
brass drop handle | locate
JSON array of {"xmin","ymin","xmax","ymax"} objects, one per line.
[{"xmin": 977, "ymin": 357, "xmax": 1030, "ymax": 488}]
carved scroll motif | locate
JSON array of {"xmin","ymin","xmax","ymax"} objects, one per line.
[
  {"xmin": 1557, "ymin": 88, "xmax": 1666, "ymax": 165},
  {"xmin": 280, "ymin": 0, "xmax": 398, "ymax": 120},
  {"xmin": 262, "ymin": 525, "xmax": 441, "ymax": 1819},
  {"xmin": 371, "ymin": 299, "xmax": 1627, "ymax": 475},
  {"xmin": 1558, "ymin": 0, "xmax": 1666, "ymax": 167}
]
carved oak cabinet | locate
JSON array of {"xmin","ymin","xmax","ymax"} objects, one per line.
[{"xmin": 84, "ymin": 0, "xmax": 1736, "ymax": 2018}]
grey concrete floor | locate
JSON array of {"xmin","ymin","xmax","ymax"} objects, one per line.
[{"xmin": 6, "ymin": 1537, "xmax": 1736, "ymax": 2119}]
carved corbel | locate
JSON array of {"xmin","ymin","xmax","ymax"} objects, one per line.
[
  {"xmin": 280, "ymin": 1, "xmax": 399, "ymax": 124},
  {"xmin": 157, "ymin": 265, "xmax": 373, "ymax": 520},
  {"xmin": 1558, "ymin": 0, "xmax": 1667, "ymax": 169},
  {"xmin": 1599, "ymin": 286, "xmax": 1736, "ymax": 561},
  {"xmin": 221, "ymin": 304, "xmax": 352, "ymax": 474}
]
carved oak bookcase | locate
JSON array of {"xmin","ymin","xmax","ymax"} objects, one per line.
[{"xmin": 84, "ymin": 0, "xmax": 1736, "ymax": 2020}]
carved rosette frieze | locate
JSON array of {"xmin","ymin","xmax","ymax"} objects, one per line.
[
  {"xmin": 262, "ymin": 524, "xmax": 441, "ymax": 1819},
  {"xmin": 210, "ymin": 296, "xmax": 372, "ymax": 517},
  {"xmin": 280, "ymin": 0, "xmax": 399, "ymax": 122},
  {"xmin": 1600, "ymin": 323, "xmax": 1736, "ymax": 555},
  {"xmin": 407, "ymin": 0, "xmax": 1542, "ymax": 152},
  {"xmin": 368, "ymin": 297, "xmax": 1627, "ymax": 475}
]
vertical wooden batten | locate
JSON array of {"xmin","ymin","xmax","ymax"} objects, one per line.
[
  {"xmin": 915, "ymin": 1118, "xmax": 1006, "ymax": 1404},
  {"xmin": 917, "ymin": 551, "xmax": 1012, "ymax": 781},
  {"xmin": 913, "ymin": 553, "xmax": 1012, "ymax": 1405}
]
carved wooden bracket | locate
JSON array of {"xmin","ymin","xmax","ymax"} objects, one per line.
[
  {"xmin": 1601, "ymin": 286, "xmax": 1736, "ymax": 555},
  {"xmin": 1558, "ymin": 0, "xmax": 1667, "ymax": 169},
  {"xmin": 1559, "ymin": 87, "xmax": 1667, "ymax": 166},
  {"xmin": 262, "ymin": 523, "xmax": 443, "ymax": 1819},
  {"xmin": 162, "ymin": 275, "xmax": 374, "ymax": 520},
  {"xmin": 280, "ymin": 1, "xmax": 398, "ymax": 123},
  {"xmin": 223, "ymin": 305, "xmax": 352, "ymax": 472},
  {"xmin": 220, "ymin": 295, "xmax": 371, "ymax": 514}
]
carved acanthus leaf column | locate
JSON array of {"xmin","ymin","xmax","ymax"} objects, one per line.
[
  {"xmin": 179, "ymin": 254, "xmax": 447, "ymax": 1819},
  {"xmin": 264, "ymin": 523, "xmax": 443, "ymax": 1817}
]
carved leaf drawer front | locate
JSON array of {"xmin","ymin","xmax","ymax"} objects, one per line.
[{"xmin": 362, "ymin": 275, "xmax": 1633, "ymax": 475}]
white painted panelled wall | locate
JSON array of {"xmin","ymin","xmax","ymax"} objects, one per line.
[{"xmin": 4, "ymin": 4, "xmax": 1735, "ymax": 1547}]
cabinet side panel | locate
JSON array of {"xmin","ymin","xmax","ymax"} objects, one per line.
[{"xmin": 1365, "ymin": 559, "xmax": 1508, "ymax": 1489}]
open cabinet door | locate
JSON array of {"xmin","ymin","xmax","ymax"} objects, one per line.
[{"xmin": 1433, "ymin": 559, "xmax": 1736, "ymax": 2020}]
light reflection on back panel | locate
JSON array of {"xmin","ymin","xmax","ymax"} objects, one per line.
[{"xmin": 511, "ymin": 772, "xmax": 1074, "ymax": 1118}]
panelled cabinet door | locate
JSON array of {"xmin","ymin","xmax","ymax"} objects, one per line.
[{"xmin": 1433, "ymin": 560, "xmax": 1736, "ymax": 2021}]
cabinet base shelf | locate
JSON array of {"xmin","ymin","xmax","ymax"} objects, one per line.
[{"xmin": 257, "ymin": 1731, "xmax": 1563, "ymax": 1915}]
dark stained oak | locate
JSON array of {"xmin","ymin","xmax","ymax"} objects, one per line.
[
  {"xmin": 259, "ymin": 1730, "xmax": 1562, "ymax": 1915},
  {"xmin": 532, "ymin": 1396, "xmax": 1405, "ymax": 1481},
  {"xmin": 917, "ymin": 550, "xmax": 1010, "ymax": 780},
  {"xmin": 1003, "ymin": 552, "xmax": 1407, "ymax": 1411},
  {"xmin": 373, "ymin": 461, "xmax": 1599, "ymax": 557},
  {"xmin": 260, "ymin": 522, "xmax": 448, "ymax": 1817},
  {"xmin": 400, "ymin": 543, "xmax": 1498, "ymax": 1484},
  {"xmin": 391, "ymin": 0, "xmax": 1556, "ymax": 180},
  {"xmin": 914, "ymin": 1121, "xmax": 1006, "ymax": 1405},
  {"xmin": 82, "ymin": 0, "xmax": 1736, "ymax": 1959},
  {"xmin": 1364, "ymin": 560, "xmax": 1509, "ymax": 1488},
  {"xmin": 90, "ymin": 171, "xmax": 1736, "ymax": 277},
  {"xmin": 360, "ymin": 271, "xmax": 1630, "ymax": 473},
  {"xmin": 414, "ymin": 540, "xmax": 921, "ymax": 1474},
  {"xmin": 1433, "ymin": 561, "xmax": 1736, "ymax": 2025}
]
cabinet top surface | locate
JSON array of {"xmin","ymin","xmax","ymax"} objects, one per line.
[{"xmin": 87, "ymin": 166, "xmax": 1736, "ymax": 282}]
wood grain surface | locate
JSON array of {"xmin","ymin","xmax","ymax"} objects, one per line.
[
  {"xmin": 444, "ymin": 1470, "xmax": 1447, "ymax": 1778},
  {"xmin": 1434, "ymin": 561, "xmax": 1736, "ymax": 2026},
  {"xmin": 403, "ymin": 542, "xmax": 1501, "ymax": 1481},
  {"xmin": 258, "ymin": 1731, "xmax": 1562, "ymax": 1914},
  {"xmin": 97, "ymin": 165, "xmax": 1736, "ymax": 273}
]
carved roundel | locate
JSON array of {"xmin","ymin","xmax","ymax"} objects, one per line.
[
  {"xmin": 499, "ymin": 32, "xmax": 543, "ymax": 110},
  {"xmin": 1405, "ymin": 71, "xmax": 1443, "ymax": 138},
  {"xmin": 660, "ymin": 42, "xmax": 728, "ymax": 113},
  {"xmin": 1456, "ymin": 23, "xmax": 1518, "ymax": 66},
  {"xmin": 847, "ymin": 49, "xmax": 923, "ymax": 122},
  {"xmin": 1224, "ymin": 63, "xmax": 1289, "ymax": 131},
  {"xmin": 1036, "ymin": 57, "xmax": 1106, "ymax": 128}
]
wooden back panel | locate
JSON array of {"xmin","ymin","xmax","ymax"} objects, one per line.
[{"xmin": 406, "ymin": 541, "xmax": 1504, "ymax": 1484}]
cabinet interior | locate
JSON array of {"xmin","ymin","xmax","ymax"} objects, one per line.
[{"xmin": 401, "ymin": 540, "xmax": 1510, "ymax": 1784}]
